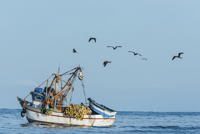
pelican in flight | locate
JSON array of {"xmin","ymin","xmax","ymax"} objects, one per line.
[
  {"xmin": 128, "ymin": 51, "xmax": 142, "ymax": 56},
  {"xmin": 107, "ymin": 46, "xmax": 122, "ymax": 50},
  {"xmin": 73, "ymin": 49, "xmax": 77, "ymax": 53},
  {"xmin": 172, "ymin": 52, "xmax": 184, "ymax": 60},
  {"xmin": 103, "ymin": 61, "xmax": 111, "ymax": 67},
  {"xmin": 141, "ymin": 58, "xmax": 147, "ymax": 61},
  {"xmin": 88, "ymin": 37, "xmax": 96, "ymax": 43}
]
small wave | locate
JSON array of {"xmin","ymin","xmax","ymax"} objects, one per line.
[
  {"xmin": 146, "ymin": 126, "xmax": 181, "ymax": 129},
  {"xmin": 113, "ymin": 125, "xmax": 137, "ymax": 128},
  {"xmin": 115, "ymin": 125, "xmax": 200, "ymax": 130},
  {"xmin": 142, "ymin": 125, "xmax": 200, "ymax": 130}
]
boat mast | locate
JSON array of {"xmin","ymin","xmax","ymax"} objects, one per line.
[
  {"xmin": 55, "ymin": 67, "xmax": 60, "ymax": 94},
  {"xmin": 45, "ymin": 80, "xmax": 49, "ymax": 99},
  {"xmin": 54, "ymin": 67, "xmax": 60, "ymax": 109}
]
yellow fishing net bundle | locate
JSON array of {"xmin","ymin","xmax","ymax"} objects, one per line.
[{"xmin": 64, "ymin": 104, "xmax": 92, "ymax": 120}]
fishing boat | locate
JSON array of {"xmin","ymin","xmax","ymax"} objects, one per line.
[{"xmin": 17, "ymin": 66, "xmax": 117, "ymax": 126}]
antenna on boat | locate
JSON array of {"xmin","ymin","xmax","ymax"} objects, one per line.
[{"xmin": 58, "ymin": 62, "xmax": 61, "ymax": 72}]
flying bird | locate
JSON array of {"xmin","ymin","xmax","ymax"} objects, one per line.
[
  {"xmin": 73, "ymin": 49, "xmax": 77, "ymax": 53},
  {"xmin": 103, "ymin": 61, "xmax": 111, "ymax": 67},
  {"xmin": 172, "ymin": 52, "xmax": 184, "ymax": 60},
  {"xmin": 141, "ymin": 58, "xmax": 147, "ymax": 61},
  {"xmin": 128, "ymin": 51, "xmax": 142, "ymax": 56},
  {"xmin": 88, "ymin": 37, "xmax": 96, "ymax": 43},
  {"xmin": 107, "ymin": 46, "xmax": 122, "ymax": 50}
]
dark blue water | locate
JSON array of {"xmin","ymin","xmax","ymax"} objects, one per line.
[{"xmin": 0, "ymin": 109, "xmax": 200, "ymax": 134}]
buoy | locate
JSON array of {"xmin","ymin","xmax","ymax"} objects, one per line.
[{"xmin": 78, "ymin": 71, "xmax": 84, "ymax": 80}]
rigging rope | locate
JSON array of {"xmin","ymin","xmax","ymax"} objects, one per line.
[
  {"xmin": 69, "ymin": 78, "xmax": 76, "ymax": 104},
  {"xmin": 63, "ymin": 70, "xmax": 77, "ymax": 104},
  {"xmin": 61, "ymin": 68, "xmax": 77, "ymax": 76},
  {"xmin": 69, "ymin": 90, "xmax": 74, "ymax": 105},
  {"xmin": 81, "ymin": 80, "xmax": 87, "ymax": 105}
]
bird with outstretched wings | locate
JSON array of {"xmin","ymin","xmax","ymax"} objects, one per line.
[
  {"xmin": 141, "ymin": 58, "xmax": 147, "ymax": 61},
  {"xmin": 172, "ymin": 52, "xmax": 184, "ymax": 60},
  {"xmin": 128, "ymin": 51, "xmax": 142, "ymax": 56},
  {"xmin": 107, "ymin": 46, "xmax": 122, "ymax": 50},
  {"xmin": 103, "ymin": 61, "xmax": 111, "ymax": 67},
  {"xmin": 88, "ymin": 37, "xmax": 96, "ymax": 43}
]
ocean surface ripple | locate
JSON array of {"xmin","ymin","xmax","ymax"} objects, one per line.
[{"xmin": 0, "ymin": 109, "xmax": 200, "ymax": 134}]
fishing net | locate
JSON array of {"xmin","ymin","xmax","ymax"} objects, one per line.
[{"xmin": 64, "ymin": 104, "xmax": 92, "ymax": 120}]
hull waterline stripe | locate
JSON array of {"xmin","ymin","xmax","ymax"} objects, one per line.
[{"xmin": 26, "ymin": 107, "xmax": 115, "ymax": 120}]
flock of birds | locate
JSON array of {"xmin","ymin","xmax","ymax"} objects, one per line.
[{"xmin": 73, "ymin": 37, "xmax": 184, "ymax": 67}]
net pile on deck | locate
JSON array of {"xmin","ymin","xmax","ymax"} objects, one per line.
[{"xmin": 64, "ymin": 104, "xmax": 92, "ymax": 120}]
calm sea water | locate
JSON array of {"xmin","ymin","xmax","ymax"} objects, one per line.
[{"xmin": 0, "ymin": 109, "xmax": 200, "ymax": 134}]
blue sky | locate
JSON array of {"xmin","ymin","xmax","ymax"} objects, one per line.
[{"xmin": 0, "ymin": 0, "xmax": 200, "ymax": 111}]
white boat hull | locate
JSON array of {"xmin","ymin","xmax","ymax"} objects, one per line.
[{"xmin": 25, "ymin": 106, "xmax": 115, "ymax": 126}]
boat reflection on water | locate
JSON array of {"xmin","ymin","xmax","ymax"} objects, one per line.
[{"xmin": 20, "ymin": 122, "xmax": 92, "ymax": 129}]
